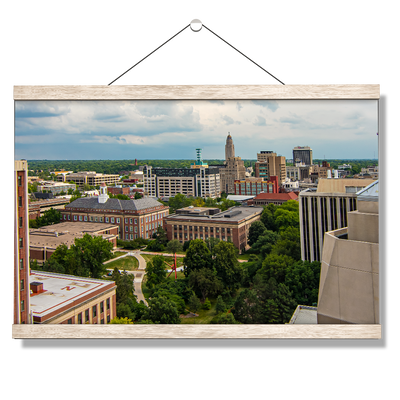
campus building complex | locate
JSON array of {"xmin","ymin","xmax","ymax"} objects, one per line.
[
  {"xmin": 233, "ymin": 176, "xmax": 278, "ymax": 196},
  {"xmin": 293, "ymin": 146, "xmax": 313, "ymax": 166},
  {"xmin": 164, "ymin": 205, "xmax": 263, "ymax": 252},
  {"xmin": 57, "ymin": 171, "xmax": 120, "ymax": 189},
  {"xmin": 61, "ymin": 184, "xmax": 169, "ymax": 240}
]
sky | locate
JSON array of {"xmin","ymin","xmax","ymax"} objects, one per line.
[{"xmin": 14, "ymin": 99, "xmax": 379, "ymax": 161}]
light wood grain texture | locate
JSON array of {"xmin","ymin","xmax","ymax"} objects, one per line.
[
  {"xmin": 14, "ymin": 85, "xmax": 380, "ymax": 100},
  {"xmin": 12, "ymin": 324, "xmax": 381, "ymax": 339}
]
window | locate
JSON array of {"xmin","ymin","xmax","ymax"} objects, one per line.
[
  {"xmin": 107, "ymin": 315, "xmax": 110, "ymax": 323},
  {"xmin": 18, "ymin": 175, "xmax": 22, "ymax": 186},
  {"xmin": 106, "ymin": 298, "xmax": 110, "ymax": 310},
  {"xmin": 68, "ymin": 215, "xmax": 71, "ymax": 220},
  {"xmin": 92, "ymin": 305, "xmax": 97, "ymax": 318},
  {"xmin": 18, "ymin": 196, "xmax": 22, "ymax": 207},
  {"xmin": 20, "ymin": 259, "xmax": 23, "ymax": 270},
  {"xmin": 134, "ymin": 219, "xmax": 137, "ymax": 224},
  {"xmin": 100, "ymin": 217, "xmax": 103, "ymax": 222},
  {"xmin": 130, "ymin": 226, "xmax": 133, "ymax": 232},
  {"xmin": 19, "ymin": 238, "xmax": 23, "ymax": 248},
  {"xmin": 67, "ymin": 318, "xmax": 72, "ymax": 324},
  {"xmin": 125, "ymin": 226, "xmax": 128, "ymax": 232},
  {"xmin": 84, "ymin": 216, "xmax": 87, "ymax": 221},
  {"xmin": 73, "ymin": 215, "xmax": 77, "ymax": 221},
  {"xmin": 78, "ymin": 313, "xmax": 82, "ymax": 324},
  {"xmin": 21, "ymin": 300, "xmax": 25, "ymax": 312},
  {"xmin": 100, "ymin": 302, "xmax": 104, "ymax": 314},
  {"xmin": 130, "ymin": 218, "xmax": 133, "ymax": 224},
  {"xmin": 94, "ymin": 217, "xmax": 98, "ymax": 222},
  {"xmin": 19, "ymin": 217, "xmax": 23, "ymax": 228},
  {"xmin": 101, "ymin": 319, "xmax": 104, "ymax": 324},
  {"xmin": 125, "ymin": 218, "xmax": 128, "ymax": 224},
  {"xmin": 20, "ymin": 279, "xmax": 24, "ymax": 291},
  {"xmin": 125, "ymin": 234, "xmax": 129, "ymax": 239},
  {"xmin": 85, "ymin": 309, "xmax": 89, "ymax": 322},
  {"xmin": 106, "ymin": 217, "xmax": 109, "ymax": 223},
  {"xmin": 116, "ymin": 218, "xmax": 120, "ymax": 223},
  {"xmin": 79, "ymin": 215, "xmax": 82, "ymax": 221},
  {"xmin": 63, "ymin": 215, "xmax": 67, "ymax": 220},
  {"xmin": 111, "ymin": 218, "xmax": 114, "ymax": 223}
]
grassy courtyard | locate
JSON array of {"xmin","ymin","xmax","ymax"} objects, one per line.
[{"xmin": 106, "ymin": 256, "xmax": 139, "ymax": 271}]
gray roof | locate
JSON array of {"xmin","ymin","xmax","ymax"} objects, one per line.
[
  {"xmin": 65, "ymin": 196, "xmax": 165, "ymax": 211},
  {"xmin": 357, "ymin": 180, "xmax": 379, "ymax": 202}
]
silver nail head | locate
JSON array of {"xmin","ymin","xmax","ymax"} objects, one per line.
[{"xmin": 190, "ymin": 19, "xmax": 202, "ymax": 32}]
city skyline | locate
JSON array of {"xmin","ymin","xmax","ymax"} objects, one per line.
[{"xmin": 15, "ymin": 99, "xmax": 379, "ymax": 161}]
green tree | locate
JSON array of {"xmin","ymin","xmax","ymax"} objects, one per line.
[
  {"xmin": 134, "ymin": 192, "xmax": 142, "ymax": 199},
  {"xmin": 141, "ymin": 296, "xmax": 180, "ymax": 324},
  {"xmin": 145, "ymin": 255, "xmax": 167, "ymax": 289},
  {"xmin": 215, "ymin": 295, "xmax": 227, "ymax": 314},
  {"xmin": 188, "ymin": 293, "xmax": 202, "ymax": 313},
  {"xmin": 166, "ymin": 239, "xmax": 183, "ymax": 254},
  {"xmin": 109, "ymin": 316, "xmax": 134, "ymax": 324},
  {"xmin": 274, "ymin": 208, "xmax": 299, "ymax": 231},
  {"xmin": 204, "ymin": 237, "xmax": 220, "ymax": 255},
  {"xmin": 213, "ymin": 241, "xmax": 242, "ymax": 292},
  {"xmin": 250, "ymin": 230, "xmax": 278, "ymax": 257},
  {"xmin": 247, "ymin": 220, "xmax": 267, "ymax": 246},
  {"xmin": 271, "ymin": 226, "xmax": 301, "ymax": 260},
  {"xmin": 188, "ymin": 268, "xmax": 223, "ymax": 302},
  {"xmin": 72, "ymin": 234, "xmax": 114, "ymax": 278},
  {"xmin": 168, "ymin": 193, "xmax": 192, "ymax": 213},
  {"xmin": 260, "ymin": 203, "xmax": 277, "ymax": 231},
  {"xmin": 183, "ymin": 239, "xmax": 213, "ymax": 277},
  {"xmin": 210, "ymin": 312, "xmax": 239, "ymax": 324},
  {"xmin": 284, "ymin": 260, "xmax": 321, "ymax": 306},
  {"xmin": 259, "ymin": 253, "xmax": 295, "ymax": 284}
]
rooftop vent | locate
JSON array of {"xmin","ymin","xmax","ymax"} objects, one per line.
[{"xmin": 30, "ymin": 281, "xmax": 44, "ymax": 294}]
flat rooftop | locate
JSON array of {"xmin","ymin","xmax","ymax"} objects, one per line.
[
  {"xmin": 166, "ymin": 206, "xmax": 263, "ymax": 223},
  {"xmin": 30, "ymin": 270, "xmax": 115, "ymax": 321},
  {"xmin": 30, "ymin": 221, "xmax": 118, "ymax": 249},
  {"xmin": 289, "ymin": 305, "xmax": 318, "ymax": 324}
]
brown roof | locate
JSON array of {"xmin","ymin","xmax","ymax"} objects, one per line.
[{"xmin": 252, "ymin": 192, "xmax": 298, "ymax": 201}]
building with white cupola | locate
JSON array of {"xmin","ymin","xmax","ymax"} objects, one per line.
[{"xmin": 60, "ymin": 183, "xmax": 169, "ymax": 240}]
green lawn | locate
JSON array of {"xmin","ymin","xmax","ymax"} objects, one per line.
[
  {"xmin": 111, "ymin": 251, "xmax": 127, "ymax": 259},
  {"xmin": 141, "ymin": 254, "xmax": 185, "ymax": 269},
  {"xmin": 106, "ymin": 256, "xmax": 139, "ymax": 271},
  {"xmin": 180, "ymin": 298, "xmax": 218, "ymax": 324}
]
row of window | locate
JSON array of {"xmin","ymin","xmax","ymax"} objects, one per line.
[
  {"xmin": 74, "ymin": 298, "xmax": 111, "ymax": 324},
  {"xmin": 174, "ymin": 225, "xmax": 231, "ymax": 233},
  {"xmin": 64, "ymin": 212, "xmax": 167, "ymax": 225}
]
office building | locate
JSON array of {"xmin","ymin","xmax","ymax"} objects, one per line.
[
  {"xmin": 29, "ymin": 221, "xmax": 119, "ymax": 262},
  {"xmin": 317, "ymin": 181, "xmax": 379, "ymax": 324},
  {"xmin": 29, "ymin": 270, "xmax": 117, "ymax": 324},
  {"xmin": 220, "ymin": 134, "xmax": 246, "ymax": 194},
  {"xmin": 143, "ymin": 165, "xmax": 220, "ymax": 199},
  {"xmin": 255, "ymin": 151, "xmax": 286, "ymax": 185},
  {"xmin": 164, "ymin": 206, "xmax": 263, "ymax": 253},
  {"xmin": 57, "ymin": 171, "xmax": 120, "ymax": 189},
  {"xmin": 15, "ymin": 160, "xmax": 31, "ymax": 324},
  {"xmin": 299, "ymin": 178, "xmax": 375, "ymax": 262},
  {"xmin": 234, "ymin": 177, "xmax": 278, "ymax": 196},
  {"xmin": 61, "ymin": 183, "xmax": 169, "ymax": 240},
  {"xmin": 37, "ymin": 181, "xmax": 76, "ymax": 195},
  {"xmin": 293, "ymin": 146, "xmax": 313, "ymax": 166}
]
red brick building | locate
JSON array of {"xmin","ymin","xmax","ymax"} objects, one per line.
[
  {"xmin": 234, "ymin": 176, "xmax": 278, "ymax": 196},
  {"xmin": 29, "ymin": 271, "xmax": 117, "ymax": 324},
  {"xmin": 61, "ymin": 184, "xmax": 169, "ymax": 240},
  {"xmin": 107, "ymin": 186, "xmax": 130, "ymax": 196},
  {"xmin": 15, "ymin": 160, "xmax": 30, "ymax": 324},
  {"xmin": 164, "ymin": 206, "xmax": 263, "ymax": 253},
  {"xmin": 247, "ymin": 192, "xmax": 298, "ymax": 206}
]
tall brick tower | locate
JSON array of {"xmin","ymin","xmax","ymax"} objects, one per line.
[{"xmin": 225, "ymin": 133, "xmax": 235, "ymax": 161}]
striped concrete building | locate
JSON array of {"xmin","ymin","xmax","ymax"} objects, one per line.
[{"xmin": 299, "ymin": 178, "xmax": 375, "ymax": 262}]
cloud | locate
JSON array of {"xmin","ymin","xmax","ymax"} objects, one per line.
[
  {"xmin": 251, "ymin": 100, "xmax": 279, "ymax": 112},
  {"xmin": 15, "ymin": 102, "xmax": 70, "ymax": 118},
  {"xmin": 236, "ymin": 102, "xmax": 243, "ymax": 111},
  {"xmin": 253, "ymin": 116, "xmax": 267, "ymax": 126},
  {"xmin": 209, "ymin": 100, "xmax": 225, "ymax": 105},
  {"xmin": 222, "ymin": 115, "xmax": 234, "ymax": 125}
]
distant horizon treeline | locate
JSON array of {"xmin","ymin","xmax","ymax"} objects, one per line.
[{"xmin": 25, "ymin": 158, "xmax": 378, "ymax": 176}]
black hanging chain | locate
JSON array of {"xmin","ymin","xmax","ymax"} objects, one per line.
[{"xmin": 106, "ymin": 17, "xmax": 286, "ymax": 85}]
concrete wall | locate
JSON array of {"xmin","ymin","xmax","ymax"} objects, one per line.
[{"xmin": 317, "ymin": 230, "xmax": 379, "ymax": 324}]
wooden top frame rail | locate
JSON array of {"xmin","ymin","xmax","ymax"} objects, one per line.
[{"xmin": 14, "ymin": 84, "xmax": 380, "ymax": 100}]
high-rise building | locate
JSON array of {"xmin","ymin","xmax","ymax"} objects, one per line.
[
  {"xmin": 299, "ymin": 178, "xmax": 375, "ymax": 262},
  {"xmin": 143, "ymin": 165, "xmax": 220, "ymax": 199},
  {"xmin": 220, "ymin": 134, "xmax": 246, "ymax": 194},
  {"xmin": 225, "ymin": 133, "xmax": 235, "ymax": 161},
  {"xmin": 15, "ymin": 160, "xmax": 31, "ymax": 324},
  {"xmin": 254, "ymin": 151, "xmax": 286, "ymax": 185},
  {"xmin": 293, "ymin": 146, "xmax": 313, "ymax": 166}
]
